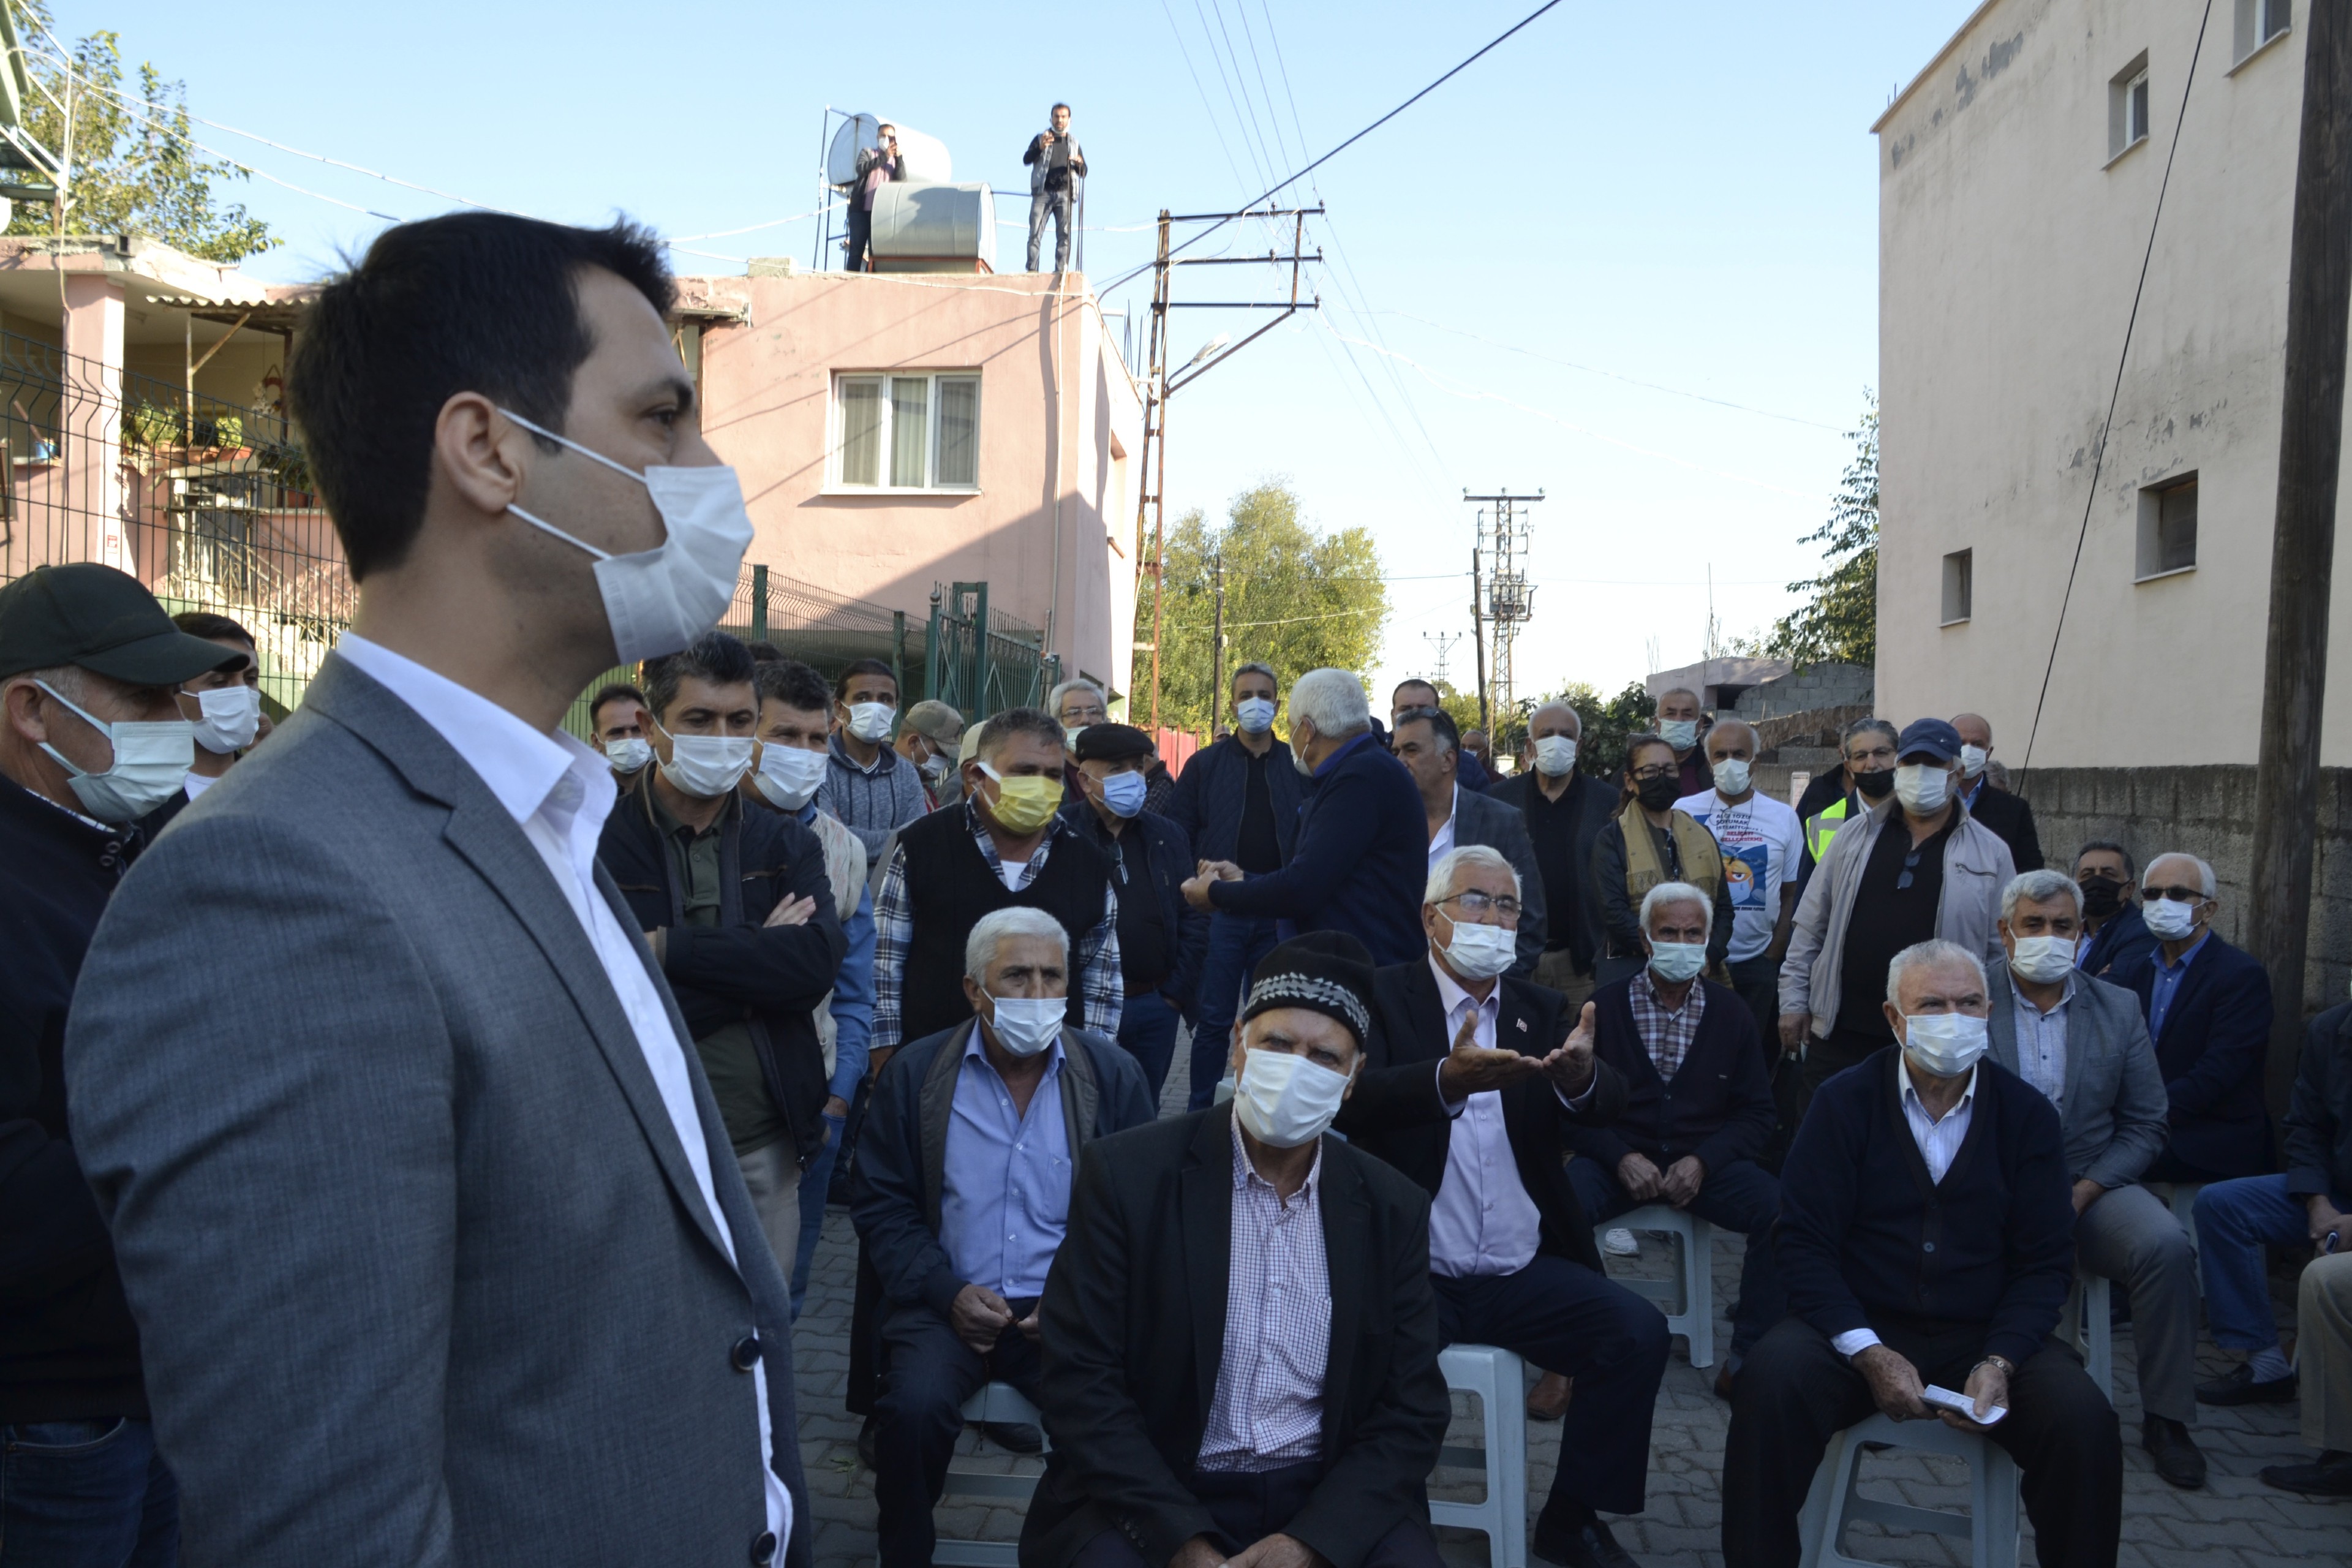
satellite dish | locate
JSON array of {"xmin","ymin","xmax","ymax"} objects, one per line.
[{"xmin": 826, "ymin": 115, "xmax": 952, "ymax": 187}]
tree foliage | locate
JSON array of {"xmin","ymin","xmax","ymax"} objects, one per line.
[
  {"xmin": 1767, "ymin": 393, "xmax": 1877, "ymax": 668},
  {"xmin": 1142, "ymin": 480, "xmax": 1387, "ymax": 737},
  {"xmin": 3, "ymin": 4, "xmax": 273, "ymax": 262}
]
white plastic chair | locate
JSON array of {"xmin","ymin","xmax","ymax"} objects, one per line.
[
  {"xmin": 1595, "ymin": 1203, "xmax": 1715, "ymax": 1368},
  {"xmin": 2068, "ymin": 1269, "xmax": 2113, "ymax": 1399},
  {"xmin": 1430, "ymin": 1344, "xmax": 1529, "ymax": 1568},
  {"xmin": 933, "ymin": 1382, "xmax": 1050, "ymax": 1568},
  {"xmin": 1796, "ymin": 1411, "xmax": 2019, "ymax": 1568}
]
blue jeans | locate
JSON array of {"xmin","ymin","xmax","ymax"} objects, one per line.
[
  {"xmin": 1, "ymin": 1417, "xmax": 178, "ymax": 1567},
  {"xmin": 1190, "ymin": 914, "xmax": 1278, "ymax": 1110},
  {"xmin": 2193, "ymin": 1173, "xmax": 2352, "ymax": 1351},
  {"xmin": 1568, "ymin": 1153, "xmax": 1785, "ymax": 1357},
  {"xmin": 790, "ymin": 1112, "xmax": 848, "ymax": 1321},
  {"xmin": 1118, "ymin": 989, "xmax": 1183, "ymax": 1106}
]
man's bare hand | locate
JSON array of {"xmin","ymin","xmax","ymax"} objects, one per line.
[
  {"xmin": 1942, "ymin": 1359, "xmax": 2010, "ymax": 1431},
  {"xmin": 2071, "ymin": 1179, "xmax": 2106, "ymax": 1217},
  {"xmin": 765, "ymin": 894, "xmax": 816, "ymax": 928},
  {"xmin": 1181, "ymin": 873, "xmax": 1218, "ymax": 911},
  {"xmin": 1168, "ymin": 1537, "xmax": 1224, "ymax": 1568},
  {"xmin": 1778, "ymin": 1011, "xmax": 1810, "ymax": 1054},
  {"xmin": 1853, "ymin": 1343, "xmax": 1930, "ymax": 1422},
  {"xmin": 1660, "ymin": 1155, "xmax": 1706, "ymax": 1208},
  {"xmin": 1199, "ymin": 859, "xmax": 1243, "ymax": 883},
  {"xmin": 1226, "ymin": 1534, "xmax": 1317, "ymax": 1568},
  {"xmin": 1439, "ymin": 1011, "xmax": 1541, "ymax": 1102},
  {"xmin": 1617, "ymin": 1152, "xmax": 1664, "ymax": 1203},
  {"xmin": 2311, "ymin": 1194, "xmax": 2347, "ymax": 1247},
  {"xmin": 1536, "ymin": 1002, "xmax": 1597, "ymax": 1096},
  {"xmin": 1017, "ymin": 1305, "xmax": 1042, "ymax": 1344},
  {"xmin": 949, "ymin": 1283, "xmax": 1014, "ymax": 1353}
]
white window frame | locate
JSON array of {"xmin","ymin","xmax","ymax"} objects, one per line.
[
  {"xmin": 2135, "ymin": 472, "xmax": 2199, "ymax": 582},
  {"xmin": 2108, "ymin": 53, "xmax": 2152, "ymax": 165},
  {"xmin": 1940, "ymin": 549, "xmax": 1973, "ymax": 627},
  {"xmin": 827, "ymin": 369, "xmax": 984, "ymax": 494},
  {"xmin": 2231, "ymin": 0, "xmax": 2291, "ymax": 70}
]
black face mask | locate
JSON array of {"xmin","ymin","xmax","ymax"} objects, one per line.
[
  {"xmin": 1635, "ymin": 774, "xmax": 1681, "ymax": 812},
  {"xmin": 1854, "ymin": 769, "xmax": 1895, "ymax": 799},
  {"xmin": 2079, "ymin": 876, "xmax": 2124, "ymax": 918}
]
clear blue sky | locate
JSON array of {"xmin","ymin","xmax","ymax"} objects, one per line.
[{"xmin": 80, "ymin": 0, "xmax": 1976, "ymax": 699}]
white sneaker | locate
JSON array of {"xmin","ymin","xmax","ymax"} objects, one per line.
[{"xmin": 1603, "ymin": 1227, "xmax": 1638, "ymax": 1256}]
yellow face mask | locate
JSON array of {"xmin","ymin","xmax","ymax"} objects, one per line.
[{"xmin": 979, "ymin": 763, "xmax": 1063, "ymax": 834}]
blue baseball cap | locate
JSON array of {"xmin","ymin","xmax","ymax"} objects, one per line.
[{"xmin": 1896, "ymin": 718, "xmax": 1963, "ymax": 765}]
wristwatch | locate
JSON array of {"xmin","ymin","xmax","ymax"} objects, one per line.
[{"xmin": 1973, "ymin": 1353, "xmax": 2016, "ymax": 1380}]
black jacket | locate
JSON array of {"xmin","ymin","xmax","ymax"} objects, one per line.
[
  {"xmin": 1488, "ymin": 768, "xmax": 1616, "ymax": 971},
  {"xmin": 1023, "ymin": 1106, "xmax": 1448, "ymax": 1568},
  {"xmin": 598, "ymin": 774, "xmax": 846, "ymax": 1164},
  {"xmin": 0, "ymin": 779, "xmax": 147, "ymax": 1422},
  {"xmin": 1567, "ymin": 976, "xmax": 1774, "ymax": 1177},
  {"xmin": 853, "ymin": 1019, "xmax": 1153, "ymax": 1317},
  {"xmin": 1335, "ymin": 959, "xmax": 1629, "ymax": 1275},
  {"xmin": 2120, "ymin": 933, "xmax": 2273, "ymax": 1178},
  {"xmin": 2284, "ymin": 1001, "xmax": 2352, "ymax": 1202},
  {"xmin": 1058, "ymin": 800, "xmax": 1210, "ymax": 1012},
  {"xmin": 1164, "ymin": 733, "xmax": 1303, "ymax": 868},
  {"xmin": 2079, "ymin": 902, "xmax": 2155, "ymax": 981},
  {"xmin": 1963, "ymin": 782, "xmax": 2043, "ymax": 872},
  {"xmin": 1590, "ymin": 813, "xmax": 1736, "ymax": 969}
]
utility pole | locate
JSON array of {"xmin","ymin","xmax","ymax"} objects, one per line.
[
  {"xmin": 1464, "ymin": 489, "xmax": 1543, "ymax": 752},
  {"xmin": 1470, "ymin": 545, "xmax": 1488, "ymax": 732},
  {"xmin": 1210, "ymin": 551, "xmax": 1226, "ymax": 729},
  {"xmin": 1131, "ymin": 205, "xmax": 1324, "ymax": 728},
  {"xmin": 2249, "ymin": 3, "xmax": 2352, "ymax": 1119},
  {"xmin": 1422, "ymin": 630, "xmax": 1461, "ymax": 688}
]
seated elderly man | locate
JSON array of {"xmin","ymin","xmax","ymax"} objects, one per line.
[
  {"xmin": 852, "ymin": 907, "xmax": 1155, "ymax": 1568},
  {"xmin": 1569, "ymin": 881, "xmax": 1781, "ymax": 1396},
  {"xmin": 2263, "ymin": 1251, "xmax": 2352, "ymax": 1497},
  {"xmin": 1025, "ymin": 933, "xmax": 1450, "ymax": 1568},
  {"xmin": 1722, "ymin": 940, "xmax": 2120, "ymax": 1568},
  {"xmin": 1337, "ymin": 846, "xmax": 1664, "ymax": 1568},
  {"xmin": 2123, "ymin": 851, "xmax": 2274, "ymax": 1188},
  {"xmin": 1986, "ymin": 868, "xmax": 2205, "ymax": 1487}
]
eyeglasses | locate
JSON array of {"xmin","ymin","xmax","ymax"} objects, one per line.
[
  {"xmin": 1441, "ymin": 891, "xmax": 1522, "ymax": 919},
  {"xmin": 1896, "ymin": 846, "xmax": 1923, "ymax": 891},
  {"xmin": 1629, "ymin": 765, "xmax": 1676, "ymax": 783},
  {"xmin": 2143, "ymin": 884, "xmax": 2207, "ymax": 904}
]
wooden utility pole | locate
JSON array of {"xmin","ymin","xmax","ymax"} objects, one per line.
[{"xmin": 2249, "ymin": 2, "xmax": 2352, "ymax": 1119}]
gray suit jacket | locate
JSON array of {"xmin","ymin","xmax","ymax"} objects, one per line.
[
  {"xmin": 1985, "ymin": 956, "xmax": 2168, "ymax": 1191},
  {"xmin": 1451, "ymin": 784, "xmax": 1548, "ymax": 978},
  {"xmin": 64, "ymin": 654, "xmax": 810, "ymax": 1568}
]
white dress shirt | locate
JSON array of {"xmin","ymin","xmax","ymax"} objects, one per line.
[
  {"xmin": 1425, "ymin": 957, "xmax": 1545, "ymax": 1278},
  {"xmin": 2008, "ymin": 972, "xmax": 2073, "ymax": 1112},
  {"xmin": 181, "ymin": 770, "xmax": 219, "ymax": 801},
  {"xmin": 1426, "ymin": 784, "xmax": 1458, "ymax": 872},
  {"xmin": 334, "ymin": 634, "xmax": 790, "ymax": 1549},
  {"xmin": 1831, "ymin": 1058, "xmax": 1979, "ymax": 1360}
]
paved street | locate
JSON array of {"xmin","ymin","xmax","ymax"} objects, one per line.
[{"xmin": 788, "ymin": 1032, "xmax": 2341, "ymax": 1568}]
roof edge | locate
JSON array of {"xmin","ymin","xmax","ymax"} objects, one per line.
[{"xmin": 1870, "ymin": 0, "xmax": 2006, "ymax": 135}]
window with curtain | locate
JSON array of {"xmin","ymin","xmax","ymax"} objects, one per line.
[{"xmin": 832, "ymin": 372, "xmax": 982, "ymax": 491}]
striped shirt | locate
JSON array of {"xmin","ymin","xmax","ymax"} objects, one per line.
[
  {"xmin": 1627, "ymin": 967, "xmax": 1707, "ymax": 1080},
  {"xmin": 1196, "ymin": 1120, "xmax": 1330, "ymax": 1472}
]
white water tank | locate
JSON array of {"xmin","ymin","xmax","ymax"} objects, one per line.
[
  {"xmin": 868, "ymin": 182, "xmax": 995, "ymax": 273},
  {"xmin": 826, "ymin": 115, "xmax": 952, "ymax": 186}
]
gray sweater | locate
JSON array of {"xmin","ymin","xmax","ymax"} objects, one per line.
[{"xmin": 818, "ymin": 733, "xmax": 930, "ymax": 858}]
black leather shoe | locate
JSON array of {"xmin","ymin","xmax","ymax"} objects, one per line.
[
  {"xmin": 2260, "ymin": 1450, "xmax": 2352, "ymax": 1496},
  {"xmin": 2196, "ymin": 1363, "xmax": 2298, "ymax": 1406},
  {"xmin": 1531, "ymin": 1504, "xmax": 1638, "ymax": 1568},
  {"xmin": 1712, "ymin": 1355, "xmax": 1742, "ymax": 1401},
  {"xmin": 856, "ymin": 1414, "xmax": 878, "ymax": 1470},
  {"xmin": 2141, "ymin": 1415, "xmax": 2208, "ymax": 1489},
  {"xmin": 982, "ymin": 1422, "xmax": 1044, "ymax": 1454}
]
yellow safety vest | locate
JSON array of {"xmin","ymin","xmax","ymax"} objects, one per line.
[{"xmin": 1804, "ymin": 796, "xmax": 1852, "ymax": 864}]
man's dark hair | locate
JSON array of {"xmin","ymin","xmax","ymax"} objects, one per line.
[
  {"xmin": 974, "ymin": 705, "xmax": 1064, "ymax": 763},
  {"xmin": 589, "ymin": 682, "xmax": 646, "ymax": 726},
  {"xmin": 287, "ymin": 213, "xmax": 677, "ymax": 582},
  {"xmin": 2075, "ymin": 840, "xmax": 2137, "ymax": 879},
  {"xmin": 754, "ymin": 658, "xmax": 832, "ymax": 715},
  {"xmin": 173, "ymin": 610, "xmax": 254, "ymax": 645},
  {"xmin": 1841, "ymin": 716, "xmax": 1899, "ymax": 755},
  {"xmin": 834, "ymin": 658, "xmax": 898, "ymax": 699},
  {"xmin": 1393, "ymin": 704, "xmax": 1458, "ymax": 755},
  {"xmin": 1392, "ymin": 678, "xmax": 1438, "ymax": 704},
  {"xmin": 644, "ymin": 632, "xmax": 755, "ymax": 722},
  {"xmin": 745, "ymin": 641, "xmax": 786, "ymax": 664},
  {"xmin": 1051, "ymin": 102, "xmax": 1071, "ymax": 115}
]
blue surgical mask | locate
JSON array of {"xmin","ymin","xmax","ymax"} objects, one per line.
[
  {"xmin": 1099, "ymin": 770, "xmax": 1148, "ymax": 818},
  {"xmin": 1236, "ymin": 696, "xmax": 1276, "ymax": 735}
]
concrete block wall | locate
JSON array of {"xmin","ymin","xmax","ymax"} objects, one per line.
[{"xmin": 1736, "ymin": 663, "xmax": 1875, "ymax": 722}]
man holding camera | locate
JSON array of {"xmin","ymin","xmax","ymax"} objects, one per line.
[
  {"xmin": 1023, "ymin": 104, "xmax": 1087, "ymax": 273},
  {"xmin": 847, "ymin": 123, "xmax": 903, "ymax": 272}
]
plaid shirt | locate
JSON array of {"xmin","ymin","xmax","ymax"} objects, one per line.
[
  {"xmin": 1627, "ymin": 968, "xmax": 1706, "ymax": 1080},
  {"xmin": 870, "ymin": 802, "xmax": 1123, "ymax": 1055},
  {"xmin": 1196, "ymin": 1118, "xmax": 1330, "ymax": 1472}
]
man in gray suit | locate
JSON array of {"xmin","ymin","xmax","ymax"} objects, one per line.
[
  {"xmin": 1391, "ymin": 706, "xmax": 1547, "ymax": 978},
  {"xmin": 64, "ymin": 214, "xmax": 810, "ymax": 1566},
  {"xmin": 1988, "ymin": 867, "xmax": 2206, "ymax": 1490}
]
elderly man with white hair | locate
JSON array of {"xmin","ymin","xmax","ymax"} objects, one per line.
[
  {"xmin": 850, "ymin": 906, "xmax": 1154, "ymax": 1568},
  {"xmin": 1985, "ymin": 867, "xmax": 2207, "ymax": 1487},
  {"xmin": 1723, "ymin": 939, "xmax": 2119, "ymax": 1568},
  {"xmin": 1183, "ymin": 667, "xmax": 1428, "ymax": 966},
  {"xmin": 1337, "ymin": 846, "xmax": 1667, "ymax": 1568}
]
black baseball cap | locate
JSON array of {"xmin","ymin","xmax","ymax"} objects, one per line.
[
  {"xmin": 1073, "ymin": 722, "xmax": 1153, "ymax": 763},
  {"xmin": 1896, "ymin": 717, "xmax": 1964, "ymax": 765},
  {"xmin": 0, "ymin": 564, "xmax": 252, "ymax": 685}
]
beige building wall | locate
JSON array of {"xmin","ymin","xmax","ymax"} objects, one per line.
[{"xmin": 1874, "ymin": 0, "xmax": 2352, "ymax": 767}]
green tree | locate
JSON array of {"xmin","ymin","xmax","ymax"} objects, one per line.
[
  {"xmin": 4, "ymin": 4, "xmax": 273, "ymax": 262},
  {"xmin": 1144, "ymin": 480, "xmax": 1387, "ymax": 737},
  {"xmin": 1768, "ymin": 392, "xmax": 1877, "ymax": 668}
]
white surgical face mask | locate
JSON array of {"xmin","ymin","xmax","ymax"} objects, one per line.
[
  {"xmin": 846, "ymin": 701, "xmax": 896, "ymax": 744},
  {"xmin": 660, "ymin": 733, "xmax": 756, "ymax": 799},
  {"xmin": 1236, "ymin": 696, "xmax": 1277, "ymax": 735},
  {"xmin": 34, "ymin": 680, "xmax": 195, "ymax": 824},
  {"xmin": 1532, "ymin": 734, "xmax": 1578, "ymax": 777},
  {"xmin": 1647, "ymin": 941, "xmax": 1708, "ymax": 984},
  {"xmin": 1098, "ymin": 770, "xmax": 1149, "ymax": 818},
  {"xmin": 1711, "ymin": 757, "xmax": 1751, "ymax": 797},
  {"xmin": 2141, "ymin": 895, "xmax": 2204, "ymax": 941},
  {"xmin": 1441, "ymin": 916, "xmax": 1517, "ymax": 980},
  {"xmin": 1894, "ymin": 762, "xmax": 1952, "ymax": 814},
  {"xmin": 2008, "ymin": 934, "xmax": 2075, "ymax": 984},
  {"xmin": 753, "ymin": 742, "xmax": 828, "ymax": 811},
  {"xmin": 1063, "ymin": 724, "xmax": 1090, "ymax": 750},
  {"xmin": 186, "ymin": 684, "xmax": 261, "ymax": 755},
  {"xmin": 919, "ymin": 748, "xmax": 953, "ymax": 783},
  {"xmin": 1960, "ymin": 744, "xmax": 1989, "ymax": 780},
  {"xmin": 603, "ymin": 736, "xmax": 653, "ymax": 774},
  {"xmin": 1290, "ymin": 723, "xmax": 1317, "ymax": 777},
  {"xmin": 1232, "ymin": 1046, "xmax": 1352, "ymax": 1148},
  {"xmin": 499, "ymin": 408, "xmax": 755, "ymax": 666},
  {"xmin": 1659, "ymin": 718, "xmax": 1698, "ymax": 750},
  {"xmin": 986, "ymin": 993, "xmax": 1064, "ymax": 1057},
  {"xmin": 1901, "ymin": 1011, "xmax": 1990, "ymax": 1078}
]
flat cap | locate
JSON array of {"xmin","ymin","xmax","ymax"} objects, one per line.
[{"xmin": 1073, "ymin": 722, "xmax": 1153, "ymax": 763}]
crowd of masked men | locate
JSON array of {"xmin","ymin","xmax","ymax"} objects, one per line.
[{"xmin": 6, "ymin": 214, "xmax": 2351, "ymax": 1568}]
